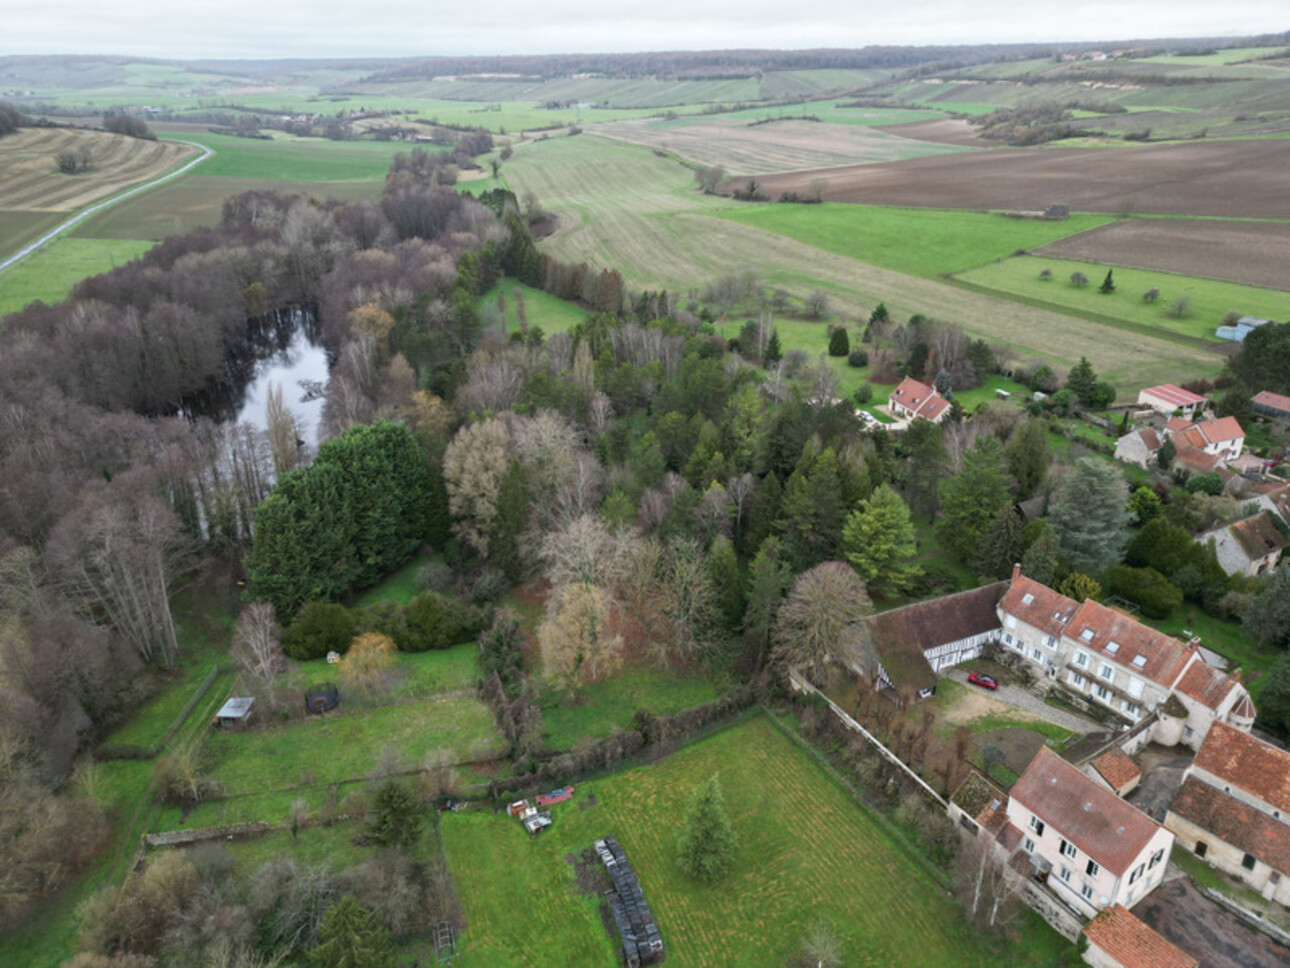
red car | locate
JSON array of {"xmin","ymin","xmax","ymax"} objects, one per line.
[{"xmin": 967, "ymin": 672, "xmax": 999, "ymax": 690}]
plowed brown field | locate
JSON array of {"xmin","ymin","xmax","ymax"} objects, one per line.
[
  {"xmin": 1036, "ymin": 218, "xmax": 1290, "ymax": 291},
  {"xmin": 751, "ymin": 139, "xmax": 1290, "ymax": 219}
]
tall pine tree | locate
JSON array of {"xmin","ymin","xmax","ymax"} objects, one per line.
[{"xmin": 676, "ymin": 774, "xmax": 738, "ymax": 882}]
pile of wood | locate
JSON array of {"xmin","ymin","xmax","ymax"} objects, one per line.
[{"xmin": 594, "ymin": 836, "xmax": 663, "ymax": 967}]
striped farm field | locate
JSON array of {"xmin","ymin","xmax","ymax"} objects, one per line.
[
  {"xmin": 442, "ymin": 715, "xmax": 1065, "ymax": 968},
  {"xmin": 504, "ymin": 134, "xmax": 1222, "ymax": 389},
  {"xmin": 0, "ymin": 128, "xmax": 193, "ymax": 213}
]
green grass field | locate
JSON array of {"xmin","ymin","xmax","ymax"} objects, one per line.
[
  {"xmin": 722, "ymin": 204, "xmax": 1114, "ymax": 278},
  {"xmin": 442, "ymin": 715, "xmax": 1064, "ymax": 968},
  {"xmin": 478, "ymin": 279, "xmax": 589, "ymax": 336},
  {"xmin": 0, "ymin": 237, "xmax": 156, "ymax": 316},
  {"xmin": 204, "ymin": 695, "xmax": 503, "ymax": 797},
  {"xmin": 165, "ymin": 132, "xmax": 427, "ymax": 181},
  {"xmin": 293, "ymin": 645, "xmax": 481, "ymax": 700},
  {"xmin": 542, "ymin": 667, "xmax": 724, "ymax": 750},
  {"xmin": 955, "ymin": 255, "xmax": 1290, "ymax": 343}
]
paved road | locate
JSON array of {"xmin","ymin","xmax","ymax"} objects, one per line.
[
  {"xmin": 942, "ymin": 667, "xmax": 1102, "ymax": 733},
  {"xmin": 0, "ymin": 138, "xmax": 213, "ymax": 274},
  {"xmin": 1138, "ymin": 872, "xmax": 1290, "ymax": 968}
]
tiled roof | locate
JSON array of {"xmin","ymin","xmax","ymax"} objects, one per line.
[
  {"xmin": 999, "ymin": 574, "xmax": 1079, "ymax": 639},
  {"xmin": 1092, "ymin": 747, "xmax": 1142, "ymax": 793},
  {"xmin": 1063, "ymin": 600, "xmax": 1193, "ymax": 690},
  {"xmin": 1192, "ymin": 720, "xmax": 1290, "ymax": 813},
  {"xmin": 1173, "ymin": 660, "xmax": 1239, "ymax": 712},
  {"xmin": 1083, "ymin": 904, "xmax": 1197, "ymax": 968},
  {"xmin": 1170, "ymin": 776, "xmax": 1290, "ymax": 875},
  {"xmin": 1011, "ymin": 747, "xmax": 1162, "ymax": 876},
  {"xmin": 1229, "ymin": 512, "xmax": 1287, "ymax": 562},
  {"xmin": 1163, "ymin": 416, "xmax": 1193, "ymax": 433},
  {"xmin": 1141, "ymin": 384, "xmax": 1207, "ymax": 407},
  {"xmin": 1180, "ymin": 417, "xmax": 1244, "ymax": 449},
  {"xmin": 1137, "ymin": 428, "xmax": 1161, "ymax": 452},
  {"xmin": 889, "ymin": 376, "xmax": 950, "ymax": 421},
  {"xmin": 1172, "ymin": 445, "xmax": 1221, "ymax": 474},
  {"xmin": 870, "ymin": 583, "xmax": 1006, "ymax": 692},
  {"xmin": 1254, "ymin": 390, "xmax": 1290, "ymax": 414}
]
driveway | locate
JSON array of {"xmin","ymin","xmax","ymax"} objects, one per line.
[
  {"xmin": 1137, "ymin": 873, "xmax": 1290, "ymax": 968},
  {"xmin": 1126, "ymin": 744, "xmax": 1192, "ymax": 823},
  {"xmin": 942, "ymin": 667, "xmax": 1101, "ymax": 734}
]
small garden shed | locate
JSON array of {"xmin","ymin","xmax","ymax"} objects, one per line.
[{"xmin": 214, "ymin": 697, "xmax": 255, "ymax": 729}]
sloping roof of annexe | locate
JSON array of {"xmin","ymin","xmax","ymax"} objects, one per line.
[
  {"xmin": 1092, "ymin": 747, "xmax": 1142, "ymax": 793},
  {"xmin": 869, "ymin": 582, "xmax": 1007, "ymax": 693},
  {"xmin": 1082, "ymin": 904, "xmax": 1198, "ymax": 968},
  {"xmin": 1254, "ymin": 390, "xmax": 1290, "ymax": 414},
  {"xmin": 1011, "ymin": 747, "xmax": 1163, "ymax": 877},
  {"xmin": 1192, "ymin": 720, "xmax": 1290, "ymax": 814}
]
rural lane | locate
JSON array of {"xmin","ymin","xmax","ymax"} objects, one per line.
[{"xmin": 0, "ymin": 138, "xmax": 213, "ymax": 274}]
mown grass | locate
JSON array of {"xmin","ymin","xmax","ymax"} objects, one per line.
[
  {"xmin": 292, "ymin": 645, "xmax": 480, "ymax": 700},
  {"xmin": 0, "ymin": 237, "xmax": 156, "ymax": 315},
  {"xmin": 352, "ymin": 554, "xmax": 433, "ymax": 607},
  {"xmin": 955, "ymin": 254, "xmax": 1290, "ymax": 343},
  {"xmin": 164, "ymin": 132, "xmax": 430, "ymax": 181},
  {"xmin": 478, "ymin": 279, "xmax": 589, "ymax": 336},
  {"xmin": 203, "ymin": 696, "xmax": 503, "ymax": 797},
  {"xmin": 721, "ymin": 204, "xmax": 1113, "ymax": 278},
  {"xmin": 541, "ymin": 667, "xmax": 724, "ymax": 751},
  {"xmin": 442, "ymin": 714, "xmax": 1065, "ymax": 968}
]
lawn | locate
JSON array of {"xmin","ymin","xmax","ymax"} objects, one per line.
[
  {"xmin": 478, "ymin": 279, "xmax": 589, "ymax": 336},
  {"xmin": 204, "ymin": 695, "xmax": 503, "ymax": 797},
  {"xmin": 955, "ymin": 254, "xmax": 1290, "ymax": 344},
  {"xmin": 542, "ymin": 667, "xmax": 724, "ymax": 750},
  {"xmin": 0, "ymin": 237, "xmax": 156, "ymax": 316},
  {"xmin": 161, "ymin": 132, "xmax": 430, "ymax": 182},
  {"xmin": 1140, "ymin": 608, "xmax": 1280, "ymax": 703},
  {"xmin": 721, "ymin": 204, "xmax": 1113, "ymax": 278},
  {"xmin": 352, "ymin": 554, "xmax": 434, "ymax": 607},
  {"xmin": 292, "ymin": 644, "xmax": 481, "ymax": 701},
  {"xmin": 442, "ymin": 714, "xmax": 1065, "ymax": 968}
]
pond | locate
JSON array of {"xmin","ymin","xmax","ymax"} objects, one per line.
[{"xmin": 180, "ymin": 305, "xmax": 330, "ymax": 451}]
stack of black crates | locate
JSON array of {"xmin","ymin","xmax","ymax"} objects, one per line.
[{"xmin": 594, "ymin": 836, "xmax": 664, "ymax": 966}]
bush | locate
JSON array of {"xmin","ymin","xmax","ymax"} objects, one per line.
[
  {"xmin": 827, "ymin": 327, "xmax": 850, "ymax": 357},
  {"xmin": 853, "ymin": 384, "xmax": 873, "ymax": 404},
  {"xmin": 416, "ymin": 560, "xmax": 454, "ymax": 593},
  {"xmin": 1107, "ymin": 566, "xmax": 1183, "ymax": 619},
  {"xmin": 403, "ymin": 591, "xmax": 484, "ymax": 652},
  {"xmin": 1185, "ymin": 472, "xmax": 1223, "ymax": 495},
  {"xmin": 847, "ymin": 349, "xmax": 869, "ymax": 368},
  {"xmin": 283, "ymin": 602, "xmax": 357, "ymax": 660},
  {"xmin": 1070, "ymin": 271, "xmax": 1089, "ymax": 287}
]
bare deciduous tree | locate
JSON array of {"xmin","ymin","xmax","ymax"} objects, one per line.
[
  {"xmin": 232, "ymin": 602, "xmax": 285, "ymax": 708},
  {"xmin": 443, "ymin": 418, "xmax": 512, "ymax": 558},
  {"xmin": 265, "ymin": 382, "xmax": 300, "ymax": 480},
  {"xmin": 773, "ymin": 562, "xmax": 875, "ymax": 683},
  {"xmin": 538, "ymin": 583, "xmax": 622, "ymax": 695}
]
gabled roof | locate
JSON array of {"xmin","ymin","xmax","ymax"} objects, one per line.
[
  {"xmin": 1254, "ymin": 390, "xmax": 1290, "ymax": 413},
  {"xmin": 1092, "ymin": 747, "xmax": 1142, "ymax": 793},
  {"xmin": 1011, "ymin": 747, "xmax": 1163, "ymax": 877},
  {"xmin": 1136, "ymin": 428, "xmax": 1161, "ymax": 452},
  {"xmin": 999, "ymin": 573, "xmax": 1079, "ymax": 638},
  {"xmin": 889, "ymin": 376, "xmax": 950, "ymax": 421},
  {"xmin": 1063, "ymin": 600, "xmax": 1193, "ymax": 690},
  {"xmin": 1140, "ymin": 384, "xmax": 1207, "ymax": 407},
  {"xmin": 1083, "ymin": 905, "xmax": 1197, "ymax": 968},
  {"xmin": 1164, "ymin": 416, "xmax": 1193, "ymax": 434},
  {"xmin": 870, "ymin": 583, "xmax": 1007, "ymax": 692},
  {"xmin": 1173, "ymin": 660, "xmax": 1240, "ymax": 712},
  {"xmin": 1179, "ymin": 417, "xmax": 1244, "ymax": 449},
  {"xmin": 1192, "ymin": 720, "xmax": 1290, "ymax": 813},
  {"xmin": 1229, "ymin": 512, "xmax": 1287, "ymax": 562},
  {"xmin": 1170, "ymin": 776, "xmax": 1290, "ymax": 875}
]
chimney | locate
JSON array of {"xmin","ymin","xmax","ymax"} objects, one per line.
[
  {"xmin": 1187, "ymin": 636, "xmax": 1201, "ymax": 652},
  {"xmin": 1011, "ymin": 563, "xmax": 1021, "ymax": 582}
]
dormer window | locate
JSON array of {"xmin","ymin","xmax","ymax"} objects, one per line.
[
  {"xmin": 1106, "ymin": 641, "xmax": 1120, "ymax": 655},
  {"xmin": 1132, "ymin": 655, "xmax": 1147, "ymax": 669},
  {"xmin": 1080, "ymin": 629, "xmax": 1095, "ymax": 642}
]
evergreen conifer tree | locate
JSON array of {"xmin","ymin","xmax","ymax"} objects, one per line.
[{"xmin": 676, "ymin": 774, "xmax": 738, "ymax": 882}]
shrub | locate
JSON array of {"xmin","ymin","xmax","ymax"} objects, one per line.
[
  {"xmin": 853, "ymin": 384, "xmax": 873, "ymax": 405},
  {"xmin": 1070, "ymin": 271, "xmax": 1089, "ymax": 287},
  {"xmin": 283, "ymin": 602, "xmax": 357, "ymax": 660},
  {"xmin": 827, "ymin": 327, "xmax": 850, "ymax": 357},
  {"xmin": 847, "ymin": 349, "xmax": 869, "ymax": 368},
  {"xmin": 367, "ymin": 779, "xmax": 422, "ymax": 850},
  {"xmin": 1107, "ymin": 566, "xmax": 1183, "ymax": 619},
  {"xmin": 1038, "ymin": 268, "xmax": 1053, "ymax": 281},
  {"xmin": 403, "ymin": 590, "xmax": 482, "ymax": 651},
  {"xmin": 1185, "ymin": 472, "xmax": 1223, "ymax": 495},
  {"xmin": 416, "ymin": 560, "xmax": 454, "ymax": 593}
]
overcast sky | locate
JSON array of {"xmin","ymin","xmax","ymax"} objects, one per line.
[{"xmin": 3, "ymin": 1, "xmax": 1287, "ymax": 59}]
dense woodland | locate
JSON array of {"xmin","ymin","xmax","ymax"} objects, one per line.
[{"xmin": 3, "ymin": 138, "xmax": 1290, "ymax": 964}]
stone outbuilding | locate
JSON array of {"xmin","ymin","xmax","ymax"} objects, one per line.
[
  {"xmin": 1086, "ymin": 747, "xmax": 1142, "ymax": 798},
  {"xmin": 1200, "ymin": 512, "xmax": 1287, "ymax": 577}
]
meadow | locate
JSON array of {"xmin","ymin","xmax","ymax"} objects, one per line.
[
  {"xmin": 0, "ymin": 237, "xmax": 155, "ymax": 314},
  {"xmin": 722, "ymin": 203, "xmax": 1113, "ymax": 278},
  {"xmin": 541, "ymin": 667, "xmax": 724, "ymax": 750},
  {"xmin": 954, "ymin": 255, "xmax": 1290, "ymax": 343},
  {"xmin": 442, "ymin": 714, "xmax": 1065, "ymax": 968}
]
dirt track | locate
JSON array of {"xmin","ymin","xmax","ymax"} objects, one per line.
[
  {"xmin": 1036, "ymin": 218, "xmax": 1290, "ymax": 291},
  {"xmin": 752, "ymin": 140, "xmax": 1290, "ymax": 219}
]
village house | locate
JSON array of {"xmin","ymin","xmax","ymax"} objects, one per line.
[
  {"xmin": 1166, "ymin": 416, "xmax": 1245, "ymax": 463},
  {"xmin": 1199, "ymin": 511, "xmax": 1287, "ymax": 577},
  {"xmin": 1137, "ymin": 384, "xmax": 1206, "ymax": 419},
  {"xmin": 1253, "ymin": 390, "xmax": 1290, "ymax": 421},
  {"xmin": 996, "ymin": 569, "xmax": 1254, "ymax": 748},
  {"xmin": 1007, "ymin": 748, "xmax": 1174, "ymax": 918},
  {"xmin": 869, "ymin": 583, "xmax": 1008, "ymax": 700},
  {"xmin": 1164, "ymin": 720, "xmax": 1290, "ymax": 906},
  {"xmin": 887, "ymin": 376, "xmax": 951, "ymax": 424},
  {"xmin": 1113, "ymin": 427, "xmax": 1163, "ymax": 470},
  {"xmin": 1081, "ymin": 904, "xmax": 1198, "ymax": 968}
]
